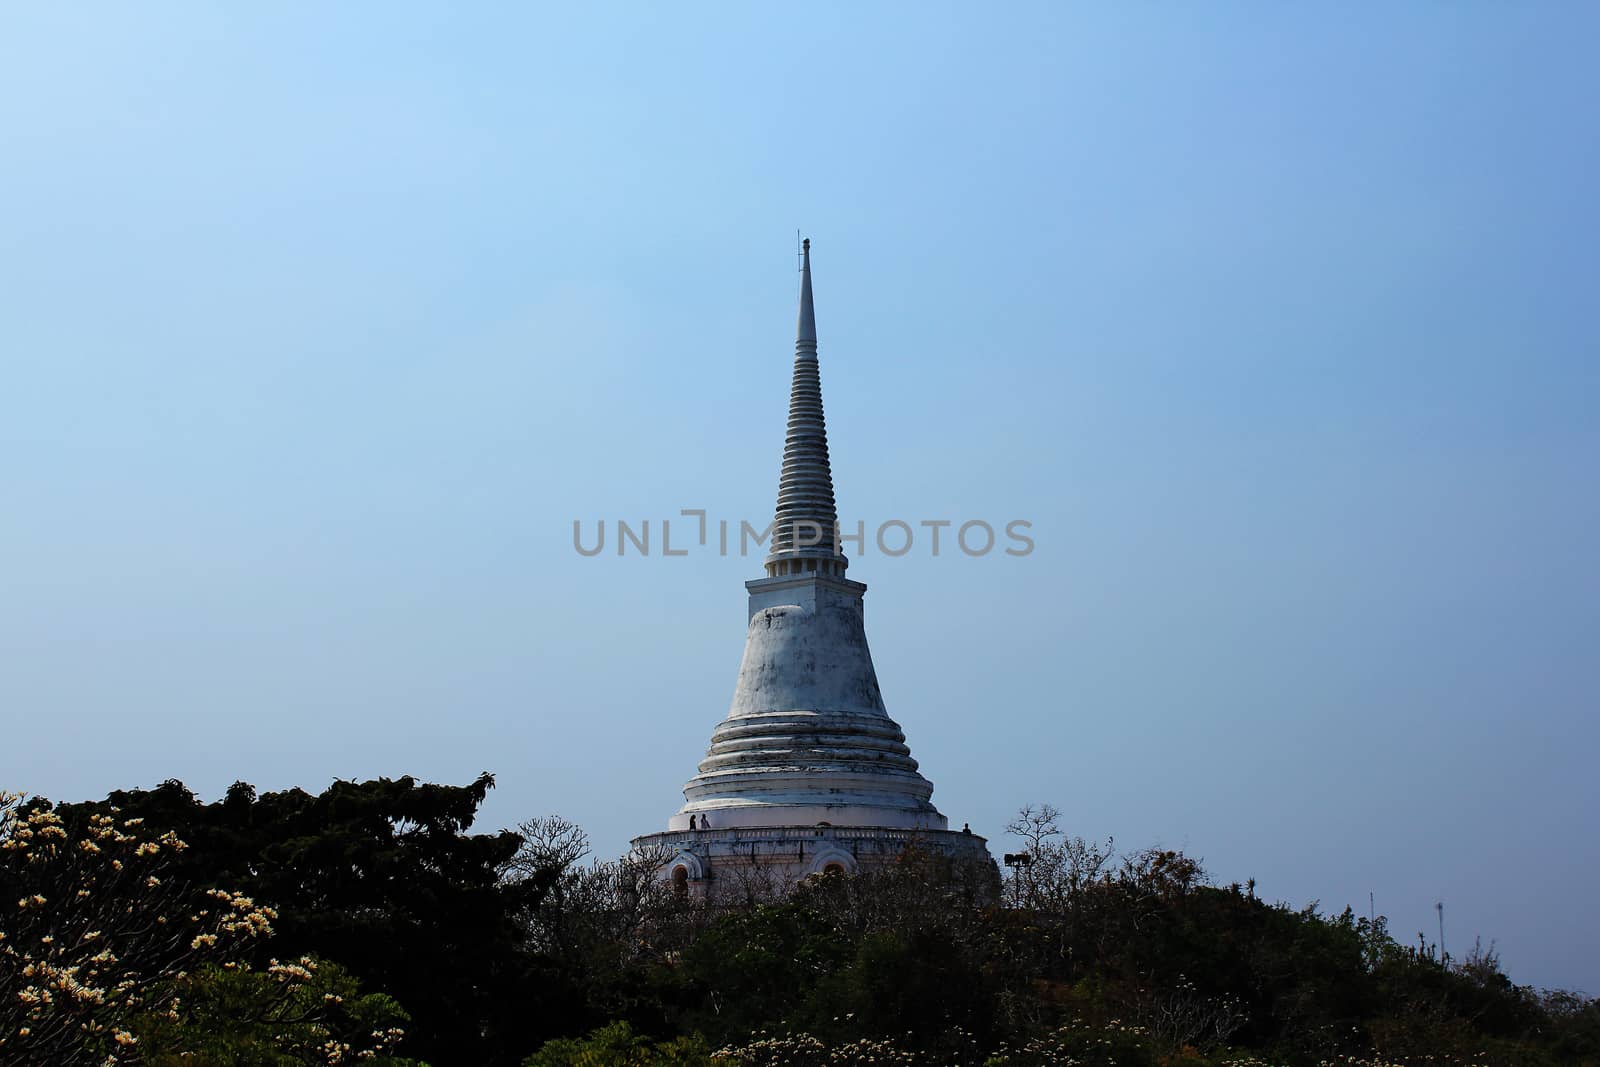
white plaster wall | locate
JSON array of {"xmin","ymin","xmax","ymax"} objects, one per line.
[
  {"xmin": 633, "ymin": 825, "xmax": 996, "ymax": 901},
  {"xmin": 672, "ymin": 572, "xmax": 947, "ymax": 831},
  {"xmin": 732, "ymin": 580, "xmax": 885, "ymax": 717}
]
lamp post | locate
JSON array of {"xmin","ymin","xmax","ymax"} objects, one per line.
[{"xmin": 1003, "ymin": 852, "xmax": 1033, "ymax": 907}]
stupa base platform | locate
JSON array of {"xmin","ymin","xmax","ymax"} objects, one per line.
[{"xmin": 631, "ymin": 823, "xmax": 995, "ymax": 900}]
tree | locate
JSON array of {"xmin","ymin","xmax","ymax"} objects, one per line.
[
  {"xmin": 524, "ymin": 1021, "xmax": 708, "ymax": 1067},
  {"xmin": 1002, "ymin": 803, "xmax": 1060, "ymax": 910},
  {"xmin": 1002, "ymin": 804, "xmax": 1112, "ymax": 912},
  {"xmin": 670, "ymin": 903, "xmax": 853, "ymax": 1042},
  {"xmin": 133, "ymin": 957, "xmax": 418, "ymax": 1066},
  {"xmin": 0, "ymin": 791, "xmax": 277, "ymax": 1066},
  {"xmin": 59, "ymin": 774, "xmax": 562, "ymax": 1066}
]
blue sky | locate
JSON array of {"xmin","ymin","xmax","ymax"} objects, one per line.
[{"xmin": 2, "ymin": 5, "xmax": 1596, "ymax": 991}]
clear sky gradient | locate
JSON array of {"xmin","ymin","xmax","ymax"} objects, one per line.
[{"xmin": 2, "ymin": 5, "xmax": 1595, "ymax": 991}]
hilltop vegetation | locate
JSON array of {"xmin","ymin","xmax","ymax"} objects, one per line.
[{"xmin": 2, "ymin": 778, "xmax": 1593, "ymax": 1066}]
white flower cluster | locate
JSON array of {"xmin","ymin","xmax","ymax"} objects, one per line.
[{"xmin": 0, "ymin": 790, "xmax": 279, "ymax": 1064}]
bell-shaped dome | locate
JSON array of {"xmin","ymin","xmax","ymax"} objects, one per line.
[{"xmin": 673, "ymin": 577, "xmax": 946, "ymax": 830}]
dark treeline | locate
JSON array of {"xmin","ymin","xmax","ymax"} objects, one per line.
[{"xmin": 2, "ymin": 777, "xmax": 1594, "ymax": 1067}]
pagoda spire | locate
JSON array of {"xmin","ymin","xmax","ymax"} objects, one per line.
[
  {"xmin": 767, "ymin": 238, "xmax": 845, "ymax": 576},
  {"xmin": 796, "ymin": 237, "xmax": 817, "ymax": 345},
  {"xmin": 629, "ymin": 239, "xmax": 991, "ymax": 872}
]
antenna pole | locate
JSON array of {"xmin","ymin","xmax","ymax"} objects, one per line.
[{"xmin": 1437, "ymin": 901, "xmax": 1446, "ymax": 964}]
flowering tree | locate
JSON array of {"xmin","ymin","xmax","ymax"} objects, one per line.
[
  {"xmin": 0, "ymin": 791, "xmax": 276, "ymax": 1065},
  {"xmin": 64, "ymin": 774, "xmax": 540, "ymax": 1065},
  {"xmin": 131, "ymin": 956, "xmax": 416, "ymax": 1066}
]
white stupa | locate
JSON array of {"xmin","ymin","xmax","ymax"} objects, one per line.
[{"xmin": 632, "ymin": 240, "xmax": 992, "ymax": 894}]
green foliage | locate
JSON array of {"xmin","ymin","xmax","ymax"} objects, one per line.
[
  {"xmin": 984, "ymin": 1019, "xmax": 1165, "ymax": 1067},
  {"xmin": 670, "ymin": 903, "xmax": 853, "ymax": 1041},
  {"xmin": 713, "ymin": 1032, "xmax": 929, "ymax": 1066},
  {"xmin": 134, "ymin": 957, "xmax": 420, "ymax": 1066},
  {"xmin": 59, "ymin": 774, "xmax": 569, "ymax": 1066},
  {"xmin": 807, "ymin": 927, "xmax": 995, "ymax": 1051},
  {"xmin": 664, "ymin": 857, "xmax": 999, "ymax": 1054},
  {"xmin": 525, "ymin": 1021, "xmax": 710, "ymax": 1067},
  {"xmin": 1543, "ymin": 990, "xmax": 1600, "ymax": 1064}
]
